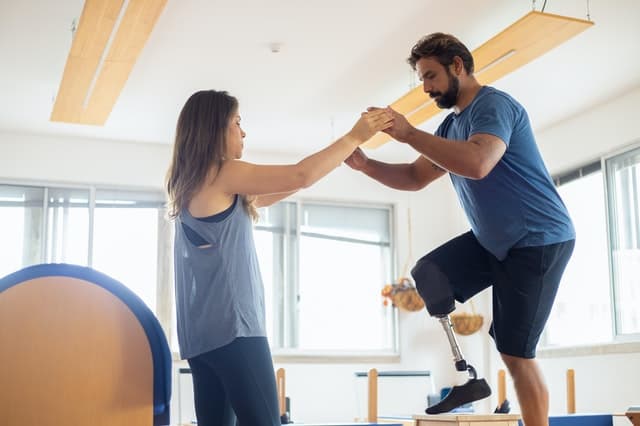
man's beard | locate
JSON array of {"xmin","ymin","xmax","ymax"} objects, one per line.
[{"xmin": 432, "ymin": 71, "xmax": 459, "ymax": 109}]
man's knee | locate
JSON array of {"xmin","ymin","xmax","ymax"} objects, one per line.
[
  {"xmin": 500, "ymin": 353, "xmax": 536, "ymax": 376},
  {"xmin": 411, "ymin": 257, "xmax": 455, "ymax": 317}
]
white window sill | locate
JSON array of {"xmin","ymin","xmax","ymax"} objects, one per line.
[
  {"xmin": 172, "ymin": 350, "xmax": 401, "ymax": 364},
  {"xmin": 272, "ymin": 349, "xmax": 400, "ymax": 364},
  {"xmin": 538, "ymin": 340, "xmax": 640, "ymax": 358}
]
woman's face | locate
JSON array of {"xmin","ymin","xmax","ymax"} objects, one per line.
[{"xmin": 224, "ymin": 110, "xmax": 246, "ymax": 160}]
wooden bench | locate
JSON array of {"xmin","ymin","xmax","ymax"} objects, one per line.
[{"xmin": 414, "ymin": 414, "xmax": 521, "ymax": 426}]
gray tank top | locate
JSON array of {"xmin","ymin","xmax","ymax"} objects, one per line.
[{"xmin": 174, "ymin": 195, "xmax": 266, "ymax": 359}]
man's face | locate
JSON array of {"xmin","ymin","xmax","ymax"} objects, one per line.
[{"xmin": 416, "ymin": 57, "xmax": 460, "ymax": 109}]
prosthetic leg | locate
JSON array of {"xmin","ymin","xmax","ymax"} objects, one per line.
[{"xmin": 412, "ymin": 259, "xmax": 491, "ymax": 414}]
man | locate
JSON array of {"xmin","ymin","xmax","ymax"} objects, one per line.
[{"xmin": 345, "ymin": 33, "xmax": 575, "ymax": 426}]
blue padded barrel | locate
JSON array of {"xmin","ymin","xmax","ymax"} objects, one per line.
[{"xmin": 0, "ymin": 263, "xmax": 172, "ymax": 425}]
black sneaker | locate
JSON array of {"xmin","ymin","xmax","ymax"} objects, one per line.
[
  {"xmin": 426, "ymin": 378, "xmax": 492, "ymax": 414},
  {"xmin": 494, "ymin": 398, "xmax": 511, "ymax": 413}
]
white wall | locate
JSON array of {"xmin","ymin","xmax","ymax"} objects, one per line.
[
  {"xmin": 537, "ymin": 84, "xmax": 640, "ymax": 174},
  {"xmin": 0, "ymin": 131, "xmax": 169, "ymax": 189}
]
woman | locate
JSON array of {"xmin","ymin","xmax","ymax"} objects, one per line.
[{"xmin": 166, "ymin": 90, "xmax": 392, "ymax": 426}]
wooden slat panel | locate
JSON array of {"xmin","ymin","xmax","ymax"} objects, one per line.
[
  {"xmin": 378, "ymin": 418, "xmax": 415, "ymax": 426},
  {"xmin": 50, "ymin": 0, "xmax": 124, "ymax": 123},
  {"xmin": 498, "ymin": 368, "xmax": 506, "ymax": 404},
  {"xmin": 391, "ymin": 86, "xmax": 430, "ymax": 116},
  {"xmin": 368, "ymin": 368, "xmax": 379, "ymax": 422},
  {"xmin": 51, "ymin": 0, "xmax": 167, "ymax": 125},
  {"xmin": 276, "ymin": 367, "xmax": 286, "ymax": 416},
  {"xmin": 414, "ymin": 414, "xmax": 522, "ymax": 423},
  {"xmin": 475, "ymin": 12, "xmax": 594, "ymax": 84},
  {"xmin": 416, "ymin": 420, "xmax": 517, "ymax": 426},
  {"xmin": 83, "ymin": 0, "xmax": 167, "ymax": 124},
  {"xmin": 363, "ymin": 11, "xmax": 593, "ymax": 149},
  {"xmin": 566, "ymin": 368, "xmax": 576, "ymax": 414}
]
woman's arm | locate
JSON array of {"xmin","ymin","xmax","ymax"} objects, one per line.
[
  {"xmin": 252, "ymin": 190, "xmax": 298, "ymax": 208},
  {"xmin": 217, "ymin": 109, "xmax": 393, "ymax": 196}
]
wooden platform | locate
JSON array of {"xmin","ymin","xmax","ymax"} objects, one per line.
[
  {"xmin": 378, "ymin": 417, "xmax": 416, "ymax": 426},
  {"xmin": 414, "ymin": 414, "xmax": 521, "ymax": 426},
  {"xmin": 302, "ymin": 423, "xmax": 404, "ymax": 425}
]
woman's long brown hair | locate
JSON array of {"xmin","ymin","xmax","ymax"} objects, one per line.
[{"xmin": 165, "ymin": 90, "xmax": 257, "ymax": 221}]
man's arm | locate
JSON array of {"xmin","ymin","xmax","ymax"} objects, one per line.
[
  {"xmin": 382, "ymin": 107, "xmax": 506, "ymax": 179},
  {"xmin": 403, "ymin": 129, "xmax": 506, "ymax": 180},
  {"xmin": 345, "ymin": 148, "xmax": 446, "ymax": 191}
]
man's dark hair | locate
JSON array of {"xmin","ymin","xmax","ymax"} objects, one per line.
[{"xmin": 407, "ymin": 32, "xmax": 474, "ymax": 74}]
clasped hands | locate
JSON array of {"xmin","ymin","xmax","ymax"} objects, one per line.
[{"xmin": 365, "ymin": 106, "xmax": 415, "ymax": 143}]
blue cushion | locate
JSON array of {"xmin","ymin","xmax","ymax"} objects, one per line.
[
  {"xmin": 0, "ymin": 263, "xmax": 172, "ymax": 425},
  {"xmin": 519, "ymin": 414, "xmax": 613, "ymax": 426}
]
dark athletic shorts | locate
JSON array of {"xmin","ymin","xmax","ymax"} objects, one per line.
[{"xmin": 420, "ymin": 231, "xmax": 574, "ymax": 358}]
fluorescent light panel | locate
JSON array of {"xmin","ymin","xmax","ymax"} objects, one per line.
[
  {"xmin": 51, "ymin": 0, "xmax": 167, "ymax": 125},
  {"xmin": 363, "ymin": 11, "xmax": 594, "ymax": 149}
]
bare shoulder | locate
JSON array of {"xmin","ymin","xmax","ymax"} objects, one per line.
[
  {"xmin": 189, "ymin": 172, "xmax": 236, "ymax": 217},
  {"xmin": 216, "ymin": 159, "xmax": 253, "ymax": 184}
]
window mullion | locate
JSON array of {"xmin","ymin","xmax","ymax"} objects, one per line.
[
  {"xmin": 41, "ymin": 187, "xmax": 48, "ymax": 263},
  {"xmin": 288, "ymin": 201, "xmax": 300, "ymax": 348},
  {"xmin": 62, "ymin": 197, "xmax": 70, "ymax": 263},
  {"xmin": 272, "ymin": 228, "xmax": 284, "ymax": 348},
  {"xmin": 632, "ymin": 168, "xmax": 640, "ymax": 247},
  {"xmin": 156, "ymin": 208, "xmax": 173, "ymax": 339},
  {"xmin": 87, "ymin": 187, "xmax": 96, "ymax": 266},
  {"xmin": 604, "ymin": 144, "xmax": 640, "ymax": 338}
]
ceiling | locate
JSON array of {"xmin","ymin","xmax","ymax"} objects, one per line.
[{"xmin": 1, "ymin": 0, "xmax": 639, "ymax": 161}]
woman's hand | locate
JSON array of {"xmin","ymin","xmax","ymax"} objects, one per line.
[{"xmin": 347, "ymin": 109, "xmax": 394, "ymax": 144}]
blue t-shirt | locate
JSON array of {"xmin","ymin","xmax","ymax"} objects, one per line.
[{"xmin": 435, "ymin": 86, "xmax": 575, "ymax": 260}]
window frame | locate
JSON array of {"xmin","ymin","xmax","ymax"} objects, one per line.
[
  {"xmin": 539, "ymin": 141, "xmax": 640, "ymax": 356},
  {"xmin": 258, "ymin": 197, "xmax": 400, "ymax": 360},
  {"xmin": 0, "ymin": 179, "xmax": 172, "ymax": 337},
  {"xmin": 603, "ymin": 141, "xmax": 640, "ymax": 342}
]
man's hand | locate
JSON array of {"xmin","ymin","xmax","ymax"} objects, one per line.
[
  {"xmin": 344, "ymin": 147, "xmax": 369, "ymax": 171},
  {"xmin": 367, "ymin": 106, "xmax": 415, "ymax": 143}
]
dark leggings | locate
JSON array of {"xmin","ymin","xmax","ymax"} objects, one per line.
[{"xmin": 187, "ymin": 337, "xmax": 280, "ymax": 426}]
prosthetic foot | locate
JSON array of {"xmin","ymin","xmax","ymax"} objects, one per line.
[
  {"xmin": 426, "ymin": 377, "xmax": 491, "ymax": 414},
  {"xmin": 411, "ymin": 258, "xmax": 492, "ymax": 414},
  {"xmin": 425, "ymin": 316, "xmax": 491, "ymax": 414}
]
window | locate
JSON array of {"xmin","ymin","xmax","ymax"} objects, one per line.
[
  {"xmin": 92, "ymin": 189, "xmax": 166, "ymax": 311},
  {"xmin": 46, "ymin": 187, "xmax": 90, "ymax": 265},
  {"xmin": 2, "ymin": 182, "xmax": 397, "ymax": 355},
  {"xmin": 545, "ymin": 164, "xmax": 612, "ymax": 346},
  {"xmin": 544, "ymin": 144, "xmax": 640, "ymax": 347},
  {"xmin": 0, "ymin": 183, "xmax": 167, "ymax": 318},
  {"xmin": 255, "ymin": 200, "xmax": 396, "ymax": 353},
  {"xmin": 0, "ymin": 185, "xmax": 44, "ymax": 278},
  {"xmin": 605, "ymin": 146, "xmax": 640, "ymax": 337}
]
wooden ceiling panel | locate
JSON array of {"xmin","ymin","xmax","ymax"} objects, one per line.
[
  {"xmin": 363, "ymin": 11, "xmax": 594, "ymax": 149},
  {"xmin": 51, "ymin": 0, "xmax": 166, "ymax": 125}
]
